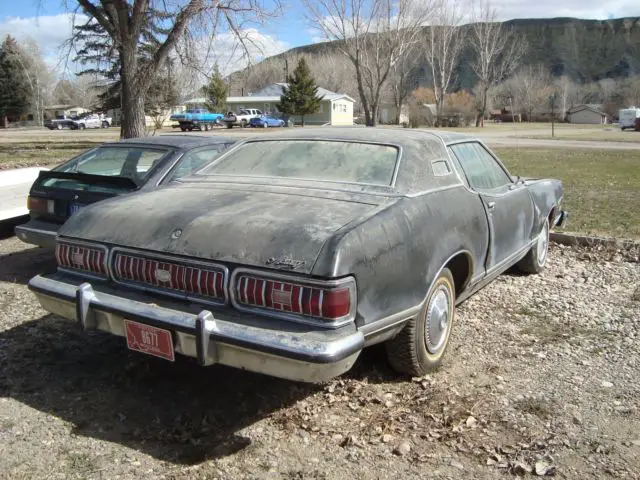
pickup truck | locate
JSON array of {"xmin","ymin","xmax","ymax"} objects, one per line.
[
  {"xmin": 222, "ymin": 109, "xmax": 263, "ymax": 128},
  {"xmin": 45, "ymin": 115, "xmax": 77, "ymax": 130},
  {"xmin": 71, "ymin": 114, "xmax": 112, "ymax": 129},
  {"xmin": 170, "ymin": 109, "xmax": 225, "ymax": 131}
]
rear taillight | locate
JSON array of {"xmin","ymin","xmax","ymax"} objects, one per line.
[
  {"xmin": 56, "ymin": 241, "xmax": 108, "ymax": 277},
  {"xmin": 27, "ymin": 196, "xmax": 54, "ymax": 214},
  {"xmin": 232, "ymin": 271, "xmax": 356, "ymax": 325}
]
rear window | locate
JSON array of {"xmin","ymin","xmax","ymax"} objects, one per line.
[
  {"xmin": 198, "ymin": 140, "xmax": 399, "ymax": 186},
  {"xmin": 40, "ymin": 146, "xmax": 170, "ymax": 191}
]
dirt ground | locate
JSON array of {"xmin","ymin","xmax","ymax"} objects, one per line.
[{"xmin": 0, "ymin": 231, "xmax": 638, "ymax": 479}]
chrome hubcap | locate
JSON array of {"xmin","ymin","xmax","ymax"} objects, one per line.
[
  {"xmin": 425, "ymin": 286, "xmax": 451, "ymax": 354},
  {"xmin": 537, "ymin": 222, "xmax": 549, "ymax": 265}
]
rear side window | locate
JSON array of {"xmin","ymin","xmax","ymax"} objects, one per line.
[
  {"xmin": 165, "ymin": 145, "xmax": 231, "ymax": 182},
  {"xmin": 449, "ymin": 142, "xmax": 512, "ymax": 190}
]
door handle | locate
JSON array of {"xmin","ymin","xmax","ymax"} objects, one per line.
[{"xmin": 487, "ymin": 201, "xmax": 496, "ymax": 210}]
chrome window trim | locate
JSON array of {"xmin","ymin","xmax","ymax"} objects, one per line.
[
  {"xmin": 229, "ymin": 267, "xmax": 357, "ymax": 329},
  {"xmin": 56, "ymin": 237, "xmax": 109, "ymax": 278},
  {"xmin": 108, "ymin": 247, "xmax": 229, "ymax": 307},
  {"xmin": 197, "ymin": 137, "xmax": 403, "ymax": 189}
]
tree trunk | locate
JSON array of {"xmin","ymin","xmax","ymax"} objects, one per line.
[
  {"xmin": 475, "ymin": 87, "xmax": 488, "ymax": 127},
  {"xmin": 2, "ymin": 116, "xmax": 7, "ymax": 128},
  {"xmin": 120, "ymin": 81, "xmax": 146, "ymax": 139},
  {"xmin": 301, "ymin": 115, "xmax": 305, "ymax": 127}
]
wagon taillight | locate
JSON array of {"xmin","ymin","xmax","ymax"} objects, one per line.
[{"xmin": 233, "ymin": 272, "xmax": 356, "ymax": 325}]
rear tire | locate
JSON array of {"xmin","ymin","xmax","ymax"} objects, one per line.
[
  {"xmin": 102, "ymin": 121, "xmax": 109, "ymax": 128},
  {"xmin": 241, "ymin": 120, "xmax": 247, "ymax": 128},
  {"xmin": 385, "ymin": 268, "xmax": 456, "ymax": 376},
  {"xmin": 516, "ymin": 218, "xmax": 549, "ymax": 274}
]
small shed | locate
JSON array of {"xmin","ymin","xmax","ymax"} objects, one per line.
[{"xmin": 567, "ymin": 104, "xmax": 609, "ymax": 124}]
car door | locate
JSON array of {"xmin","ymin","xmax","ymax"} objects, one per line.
[{"xmin": 449, "ymin": 142, "xmax": 534, "ymax": 271}]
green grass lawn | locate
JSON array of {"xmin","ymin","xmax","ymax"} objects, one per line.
[
  {"xmin": 495, "ymin": 148, "xmax": 640, "ymax": 240},
  {"xmin": 0, "ymin": 142, "xmax": 99, "ymax": 170}
]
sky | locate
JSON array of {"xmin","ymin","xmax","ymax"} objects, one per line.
[{"xmin": 1, "ymin": 0, "xmax": 639, "ymax": 76}]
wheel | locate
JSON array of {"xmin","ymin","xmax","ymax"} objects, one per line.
[
  {"xmin": 241, "ymin": 120, "xmax": 247, "ymax": 128},
  {"xmin": 262, "ymin": 122, "xmax": 268, "ymax": 128},
  {"xmin": 56, "ymin": 124, "xmax": 62, "ymax": 130},
  {"xmin": 516, "ymin": 218, "xmax": 549, "ymax": 274},
  {"xmin": 279, "ymin": 121, "xmax": 285, "ymax": 127},
  {"xmin": 79, "ymin": 124, "xmax": 85, "ymax": 130},
  {"xmin": 226, "ymin": 124, "xmax": 233, "ymax": 129},
  {"xmin": 621, "ymin": 127, "xmax": 626, "ymax": 131},
  {"xmin": 180, "ymin": 126, "xmax": 187, "ymax": 132},
  {"xmin": 187, "ymin": 126, "xmax": 193, "ymax": 131},
  {"xmin": 102, "ymin": 121, "xmax": 109, "ymax": 128},
  {"xmin": 202, "ymin": 124, "xmax": 209, "ymax": 131},
  {"xmin": 385, "ymin": 268, "xmax": 456, "ymax": 376}
]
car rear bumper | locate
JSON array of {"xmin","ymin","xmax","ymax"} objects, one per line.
[
  {"xmin": 28, "ymin": 274, "xmax": 364, "ymax": 382},
  {"xmin": 15, "ymin": 218, "xmax": 60, "ymax": 249}
]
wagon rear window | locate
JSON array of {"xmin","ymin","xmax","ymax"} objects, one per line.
[{"xmin": 198, "ymin": 140, "xmax": 399, "ymax": 186}]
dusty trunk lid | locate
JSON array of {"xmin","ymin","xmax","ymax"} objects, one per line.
[{"xmin": 60, "ymin": 184, "xmax": 384, "ymax": 274}]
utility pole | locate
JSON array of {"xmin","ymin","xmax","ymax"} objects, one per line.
[
  {"xmin": 549, "ymin": 92, "xmax": 557, "ymax": 138},
  {"xmin": 283, "ymin": 58, "xmax": 289, "ymax": 82}
]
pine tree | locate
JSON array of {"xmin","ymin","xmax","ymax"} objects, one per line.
[
  {"xmin": 0, "ymin": 35, "xmax": 30, "ymax": 127},
  {"xmin": 277, "ymin": 57, "xmax": 322, "ymax": 126},
  {"xmin": 202, "ymin": 67, "xmax": 228, "ymax": 113}
]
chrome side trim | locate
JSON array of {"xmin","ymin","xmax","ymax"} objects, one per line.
[
  {"xmin": 360, "ymin": 305, "xmax": 421, "ymax": 343},
  {"xmin": 485, "ymin": 239, "xmax": 535, "ymax": 277},
  {"xmin": 229, "ymin": 267, "xmax": 357, "ymax": 329},
  {"xmin": 14, "ymin": 225, "xmax": 58, "ymax": 237},
  {"xmin": 108, "ymin": 246, "xmax": 229, "ymax": 307}
]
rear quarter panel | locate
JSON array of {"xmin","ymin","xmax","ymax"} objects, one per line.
[
  {"xmin": 312, "ymin": 186, "xmax": 490, "ymax": 327},
  {"xmin": 525, "ymin": 178, "xmax": 564, "ymax": 232}
]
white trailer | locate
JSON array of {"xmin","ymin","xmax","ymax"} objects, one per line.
[{"xmin": 619, "ymin": 107, "xmax": 640, "ymax": 130}]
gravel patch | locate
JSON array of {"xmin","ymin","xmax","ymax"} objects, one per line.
[{"xmin": 0, "ymin": 236, "xmax": 638, "ymax": 479}]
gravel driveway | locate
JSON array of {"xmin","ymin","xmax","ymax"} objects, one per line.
[{"xmin": 0, "ymin": 236, "xmax": 638, "ymax": 479}]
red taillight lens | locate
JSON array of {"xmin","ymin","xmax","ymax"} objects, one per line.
[
  {"xmin": 234, "ymin": 273, "xmax": 356, "ymax": 324},
  {"xmin": 56, "ymin": 242, "xmax": 108, "ymax": 276},
  {"xmin": 27, "ymin": 196, "xmax": 53, "ymax": 214}
]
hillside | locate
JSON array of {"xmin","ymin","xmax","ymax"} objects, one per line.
[{"xmin": 240, "ymin": 16, "xmax": 640, "ymax": 91}]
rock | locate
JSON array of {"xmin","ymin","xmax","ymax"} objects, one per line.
[
  {"xmin": 394, "ymin": 441, "xmax": 411, "ymax": 456},
  {"xmin": 572, "ymin": 413, "xmax": 583, "ymax": 425},
  {"xmin": 631, "ymin": 439, "xmax": 640, "ymax": 446},
  {"xmin": 513, "ymin": 462, "xmax": 532, "ymax": 475},
  {"xmin": 601, "ymin": 381, "xmax": 614, "ymax": 388},
  {"xmin": 465, "ymin": 416, "xmax": 477, "ymax": 428},
  {"xmin": 382, "ymin": 434, "xmax": 394, "ymax": 443},
  {"xmin": 534, "ymin": 460, "xmax": 555, "ymax": 476},
  {"xmin": 450, "ymin": 459, "xmax": 464, "ymax": 470}
]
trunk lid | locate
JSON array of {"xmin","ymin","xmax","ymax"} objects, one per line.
[
  {"xmin": 30, "ymin": 170, "xmax": 139, "ymax": 223},
  {"xmin": 60, "ymin": 184, "xmax": 386, "ymax": 274}
]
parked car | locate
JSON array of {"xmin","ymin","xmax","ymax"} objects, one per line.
[
  {"xmin": 70, "ymin": 113, "xmax": 112, "ymax": 129},
  {"xmin": 249, "ymin": 115, "xmax": 286, "ymax": 128},
  {"xmin": 221, "ymin": 109, "xmax": 262, "ymax": 128},
  {"xmin": 16, "ymin": 135, "xmax": 235, "ymax": 249},
  {"xmin": 28, "ymin": 128, "xmax": 567, "ymax": 383},
  {"xmin": 45, "ymin": 115, "xmax": 77, "ymax": 130}
]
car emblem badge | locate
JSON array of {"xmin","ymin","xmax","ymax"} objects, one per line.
[
  {"xmin": 171, "ymin": 228, "xmax": 183, "ymax": 239},
  {"xmin": 155, "ymin": 268, "xmax": 171, "ymax": 283}
]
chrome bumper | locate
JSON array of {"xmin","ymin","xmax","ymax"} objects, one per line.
[
  {"xmin": 15, "ymin": 219, "xmax": 59, "ymax": 249},
  {"xmin": 28, "ymin": 274, "xmax": 364, "ymax": 383}
]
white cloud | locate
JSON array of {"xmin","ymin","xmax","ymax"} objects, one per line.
[
  {"xmin": 0, "ymin": 13, "xmax": 87, "ymax": 67},
  {"xmin": 473, "ymin": 0, "xmax": 640, "ymax": 21},
  {"xmin": 186, "ymin": 28, "xmax": 290, "ymax": 78}
]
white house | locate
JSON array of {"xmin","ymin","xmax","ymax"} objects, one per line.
[{"xmin": 184, "ymin": 83, "xmax": 356, "ymax": 126}]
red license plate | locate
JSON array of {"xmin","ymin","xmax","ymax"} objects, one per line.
[{"xmin": 124, "ymin": 320, "xmax": 175, "ymax": 362}]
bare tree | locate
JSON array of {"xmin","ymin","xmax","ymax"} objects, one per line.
[
  {"xmin": 71, "ymin": 0, "xmax": 282, "ymax": 138},
  {"xmin": 469, "ymin": 0, "xmax": 527, "ymax": 126},
  {"xmin": 423, "ymin": 0, "xmax": 465, "ymax": 122},
  {"xmin": 9, "ymin": 38, "xmax": 55, "ymax": 125},
  {"xmin": 513, "ymin": 64, "xmax": 552, "ymax": 121},
  {"xmin": 621, "ymin": 75, "xmax": 640, "ymax": 107},
  {"xmin": 304, "ymin": 0, "xmax": 436, "ymax": 126},
  {"xmin": 388, "ymin": 45, "xmax": 419, "ymax": 124},
  {"xmin": 555, "ymin": 75, "xmax": 578, "ymax": 119}
]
